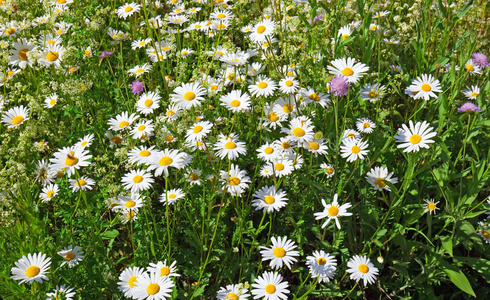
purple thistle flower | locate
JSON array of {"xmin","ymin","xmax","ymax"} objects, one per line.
[
  {"xmin": 472, "ymin": 52, "xmax": 488, "ymax": 68},
  {"xmin": 309, "ymin": 15, "xmax": 323, "ymax": 24},
  {"xmin": 329, "ymin": 75, "xmax": 351, "ymax": 96},
  {"xmin": 99, "ymin": 51, "xmax": 113, "ymax": 59},
  {"xmin": 131, "ymin": 80, "xmax": 144, "ymax": 95},
  {"xmin": 458, "ymin": 102, "xmax": 481, "ymax": 113}
]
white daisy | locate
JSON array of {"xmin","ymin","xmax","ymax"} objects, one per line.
[
  {"xmin": 314, "ymin": 194, "xmax": 352, "ymax": 229},
  {"xmin": 117, "ymin": 2, "xmax": 142, "ymax": 19},
  {"xmin": 69, "ymin": 176, "xmax": 95, "ymax": 192},
  {"xmin": 121, "ymin": 169, "xmax": 154, "ymax": 193},
  {"xmin": 148, "ymin": 149, "xmax": 185, "ymax": 177},
  {"xmin": 137, "ymin": 91, "xmax": 161, "ymax": 115},
  {"xmin": 219, "ymin": 90, "xmax": 251, "ymax": 113},
  {"xmin": 408, "ymin": 74, "xmax": 442, "ymax": 100},
  {"xmin": 306, "ymin": 250, "xmax": 337, "ymax": 283},
  {"xmin": 49, "ymin": 145, "xmax": 92, "ymax": 177},
  {"xmin": 365, "ymin": 166, "xmax": 398, "ymax": 191},
  {"xmin": 147, "ymin": 260, "xmax": 180, "ymax": 278},
  {"xmin": 160, "ymin": 188, "xmax": 185, "ymax": 205},
  {"xmin": 10, "ymin": 252, "xmax": 51, "ymax": 284},
  {"xmin": 251, "ymin": 271, "xmax": 289, "ymax": 300},
  {"xmin": 356, "ymin": 118, "xmax": 376, "ymax": 134},
  {"xmin": 170, "ymin": 82, "xmax": 206, "ymax": 110},
  {"xmin": 327, "ymin": 57, "xmax": 369, "ymax": 83},
  {"xmin": 462, "ymin": 85, "xmax": 480, "ymax": 100},
  {"xmin": 394, "ymin": 120, "xmax": 436, "ymax": 153},
  {"xmin": 185, "ymin": 121, "xmax": 213, "ymax": 143},
  {"xmin": 424, "ymin": 199, "xmax": 440, "ymax": 215},
  {"xmin": 219, "ymin": 164, "xmax": 251, "ymax": 196},
  {"xmin": 213, "ymin": 133, "xmax": 247, "ymax": 160},
  {"xmin": 2, "ymin": 105, "xmax": 29, "ymax": 128},
  {"xmin": 57, "ymin": 245, "xmax": 84, "ymax": 268},
  {"xmin": 40, "ymin": 183, "xmax": 59, "ymax": 203},
  {"xmin": 217, "ymin": 284, "xmax": 250, "ymax": 300},
  {"xmin": 108, "ymin": 111, "xmax": 139, "ymax": 131},
  {"xmin": 248, "ymin": 75, "xmax": 277, "ymax": 97},
  {"xmin": 117, "ymin": 266, "xmax": 146, "ymax": 299},
  {"xmin": 252, "ymin": 185, "xmax": 288, "ymax": 214},
  {"xmin": 346, "ymin": 255, "xmax": 379, "ymax": 285},
  {"xmin": 340, "ymin": 138, "xmax": 369, "ymax": 162}
]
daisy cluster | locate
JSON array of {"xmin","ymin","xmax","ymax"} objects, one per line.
[{"xmin": 0, "ymin": 0, "xmax": 489, "ymax": 298}]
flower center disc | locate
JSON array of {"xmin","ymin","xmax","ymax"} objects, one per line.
[
  {"xmin": 268, "ymin": 113, "xmax": 279, "ymax": 122},
  {"xmin": 132, "ymin": 175, "xmax": 143, "ymax": 183},
  {"xmin": 309, "ymin": 94, "xmax": 320, "ymax": 101},
  {"xmin": 465, "ymin": 64, "xmax": 474, "ymax": 71},
  {"xmin": 275, "ymin": 163, "xmax": 285, "ymax": 171},
  {"xmin": 230, "ymin": 100, "xmax": 240, "ymax": 107},
  {"xmin": 257, "ymin": 25, "xmax": 266, "ymax": 34},
  {"xmin": 285, "ymin": 80, "xmax": 293, "ymax": 87},
  {"xmin": 146, "ymin": 283, "xmax": 160, "ymax": 295},
  {"xmin": 226, "ymin": 293, "xmax": 239, "ymax": 300},
  {"xmin": 375, "ymin": 178, "xmax": 386, "ymax": 188},
  {"xmin": 65, "ymin": 155, "xmax": 79, "ymax": 166},
  {"xmin": 317, "ymin": 257, "xmax": 327, "ymax": 265},
  {"xmin": 264, "ymin": 196, "xmax": 275, "ymax": 204},
  {"xmin": 159, "ymin": 156, "xmax": 173, "ymax": 166},
  {"xmin": 410, "ymin": 134, "xmax": 422, "ymax": 144},
  {"xmin": 12, "ymin": 116, "xmax": 24, "ymax": 125},
  {"xmin": 229, "ymin": 177, "xmax": 240, "ymax": 186},
  {"xmin": 358, "ymin": 264, "xmax": 369, "ymax": 273},
  {"xmin": 184, "ymin": 92, "xmax": 196, "ymax": 101},
  {"xmin": 46, "ymin": 51, "xmax": 59, "ymax": 62},
  {"xmin": 128, "ymin": 276, "xmax": 138, "ymax": 287},
  {"xmin": 47, "ymin": 191, "xmax": 54, "ymax": 198},
  {"xmin": 309, "ymin": 142, "xmax": 319, "ymax": 150},
  {"xmin": 65, "ymin": 252, "xmax": 75, "ymax": 260},
  {"xmin": 125, "ymin": 6, "xmax": 133, "ymax": 12},
  {"xmin": 160, "ymin": 266, "xmax": 170, "ymax": 276},
  {"xmin": 126, "ymin": 200, "xmax": 136, "ymax": 208},
  {"xmin": 273, "ymin": 247, "xmax": 286, "ymax": 257},
  {"xmin": 351, "ymin": 145, "xmax": 361, "ymax": 154},
  {"xmin": 19, "ymin": 49, "xmax": 29, "ymax": 61},
  {"xmin": 140, "ymin": 150, "xmax": 151, "ymax": 157},
  {"xmin": 265, "ymin": 284, "xmax": 276, "ymax": 294},
  {"xmin": 119, "ymin": 120, "xmax": 129, "ymax": 128},
  {"xmin": 428, "ymin": 202, "xmax": 435, "ymax": 210},
  {"xmin": 421, "ymin": 84, "xmax": 431, "ymax": 92},
  {"xmin": 341, "ymin": 67, "xmax": 354, "ymax": 76},
  {"xmin": 144, "ymin": 99, "xmax": 153, "ymax": 107},
  {"xmin": 225, "ymin": 142, "xmax": 236, "ymax": 149},
  {"xmin": 283, "ymin": 104, "xmax": 293, "ymax": 113},
  {"xmin": 258, "ymin": 82, "xmax": 268, "ymax": 89},
  {"xmin": 292, "ymin": 128, "xmax": 305, "ymax": 137},
  {"xmin": 264, "ymin": 147, "xmax": 274, "ymax": 154},
  {"xmin": 25, "ymin": 266, "xmax": 40, "ymax": 277},
  {"xmin": 328, "ymin": 206, "xmax": 339, "ymax": 216}
]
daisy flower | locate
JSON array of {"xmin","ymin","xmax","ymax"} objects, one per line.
[
  {"xmin": 424, "ymin": 199, "xmax": 440, "ymax": 215},
  {"xmin": 148, "ymin": 149, "xmax": 185, "ymax": 177},
  {"xmin": 9, "ymin": 38, "xmax": 36, "ymax": 69},
  {"xmin": 76, "ymin": 134, "xmax": 95, "ymax": 148},
  {"xmin": 478, "ymin": 222, "xmax": 490, "ymax": 244},
  {"xmin": 356, "ymin": 118, "xmax": 376, "ymax": 134},
  {"xmin": 220, "ymin": 51, "xmax": 250, "ymax": 66},
  {"xmin": 120, "ymin": 210, "xmax": 139, "ymax": 224},
  {"xmin": 338, "ymin": 25, "xmax": 352, "ymax": 41},
  {"xmin": 219, "ymin": 90, "xmax": 251, "ymax": 113},
  {"xmin": 137, "ymin": 91, "xmax": 161, "ymax": 115},
  {"xmin": 340, "ymin": 138, "xmax": 369, "ymax": 162},
  {"xmin": 270, "ymin": 158, "xmax": 294, "ymax": 178},
  {"xmin": 408, "ymin": 74, "xmax": 442, "ymax": 100},
  {"xmin": 463, "ymin": 59, "xmax": 482, "ymax": 75},
  {"xmin": 303, "ymin": 138, "xmax": 328, "ymax": 156},
  {"xmin": 281, "ymin": 116, "xmax": 315, "ymax": 144},
  {"xmin": 257, "ymin": 142, "xmax": 281, "ymax": 162},
  {"xmin": 112, "ymin": 193, "xmax": 143, "ymax": 212},
  {"xmin": 247, "ymin": 62, "xmax": 263, "ymax": 76},
  {"xmin": 185, "ymin": 121, "xmax": 213, "ymax": 143},
  {"xmin": 46, "ymin": 285, "xmax": 76, "ymax": 300},
  {"xmin": 260, "ymin": 236, "xmax": 299, "ymax": 270},
  {"xmin": 11, "ymin": 252, "xmax": 51, "ymax": 284},
  {"xmin": 217, "ymin": 284, "xmax": 250, "ymax": 300},
  {"xmin": 147, "ymin": 260, "xmax": 180, "ymax": 278},
  {"xmin": 250, "ymin": 19, "xmax": 276, "ymax": 43},
  {"xmin": 314, "ymin": 194, "xmax": 352, "ymax": 229},
  {"xmin": 251, "ymin": 271, "xmax": 289, "ymax": 300},
  {"xmin": 69, "ymin": 176, "xmax": 95, "ymax": 192},
  {"xmin": 121, "ymin": 169, "xmax": 154, "ymax": 193},
  {"xmin": 40, "ymin": 183, "xmax": 59, "ymax": 203},
  {"xmin": 162, "ymin": 105, "xmax": 181, "ymax": 122},
  {"xmin": 273, "ymin": 97, "xmax": 296, "ymax": 118},
  {"xmin": 327, "ymin": 57, "xmax": 369, "ymax": 83},
  {"xmin": 108, "ymin": 111, "xmax": 138, "ymax": 131},
  {"xmin": 117, "ymin": 266, "xmax": 146, "ymax": 299},
  {"xmin": 2, "ymin": 105, "xmax": 29, "ymax": 128},
  {"xmin": 131, "ymin": 120, "xmax": 155, "ymax": 140},
  {"xmin": 160, "ymin": 188, "xmax": 185, "ymax": 205},
  {"xmin": 366, "ymin": 166, "xmax": 398, "ymax": 191},
  {"xmin": 186, "ymin": 169, "xmax": 203, "ymax": 185},
  {"xmin": 117, "ymin": 2, "xmax": 142, "ymax": 19},
  {"xmin": 127, "ymin": 63, "xmax": 152, "ymax": 77},
  {"xmin": 132, "ymin": 272, "xmax": 175, "ymax": 300},
  {"xmin": 359, "ymin": 83, "xmax": 386, "ymax": 102},
  {"xmin": 463, "ymin": 85, "xmax": 480, "ymax": 99},
  {"xmin": 44, "ymin": 93, "xmax": 59, "ymax": 108},
  {"xmin": 262, "ymin": 104, "xmax": 286, "ymax": 130},
  {"xmin": 49, "ymin": 145, "xmax": 92, "ymax": 177},
  {"xmin": 306, "ymin": 250, "xmax": 337, "ymax": 283},
  {"xmin": 249, "ymin": 75, "xmax": 277, "ymax": 97},
  {"xmin": 58, "ymin": 245, "xmax": 84, "ymax": 268},
  {"xmin": 252, "ymin": 185, "xmax": 288, "ymax": 214},
  {"xmin": 38, "ymin": 44, "xmax": 65, "ymax": 68},
  {"xmin": 346, "ymin": 255, "xmax": 379, "ymax": 285},
  {"xmin": 180, "ymin": 48, "xmax": 194, "ymax": 58},
  {"xmin": 36, "ymin": 159, "xmax": 56, "ymax": 186},
  {"xmin": 278, "ymin": 76, "xmax": 299, "ymax": 94},
  {"xmin": 171, "ymin": 82, "xmax": 206, "ymax": 110},
  {"xmin": 394, "ymin": 120, "xmax": 436, "ymax": 153},
  {"xmin": 320, "ymin": 163, "xmax": 335, "ymax": 178},
  {"xmin": 214, "ymin": 133, "xmax": 247, "ymax": 160},
  {"xmin": 131, "ymin": 38, "xmax": 152, "ymax": 49},
  {"xmin": 301, "ymin": 87, "xmax": 330, "ymax": 108},
  {"xmin": 219, "ymin": 164, "xmax": 251, "ymax": 196}
]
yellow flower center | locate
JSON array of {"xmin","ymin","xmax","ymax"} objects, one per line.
[
  {"xmin": 76, "ymin": 180, "xmax": 86, "ymax": 187},
  {"xmin": 427, "ymin": 202, "xmax": 436, "ymax": 210},
  {"xmin": 128, "ymin": 276, "xmax": 138, "ymax": 287},
  {"xmin": 48, "ymin": 98, "xmax": 56, "ymax": 106},
  {"xmin": 226, "ymin": 293, "xmax": 239, "ymax": 300},
  {"xmin": 363, "ymin": 122, "xmax": 370, "ymax": 128},
  {"xmin": 375, "ymin": 178, "xmax": 386, "ymax": 188},
  {"xmin": 317, "ymin": 257, "xmax": 327, "ymax": 265},
  {"xmin": 46, "ymin": 51, "xmax": 59, "ymax": 62},
  {"xmin": 258, "ymin": 82, "xmax": 268, "ymax": 89},
  {"xmin": 292, "ymin": 128, "xmax": 305, "ymax": 137},
  {"xmin": 368, "ymin": 91, "xmax": 378, "ymax": 98},
  {"xmin": 285, "ymin": 80, "xmax": 293, "ymax": 87},
  {"xmin": 19, "ymin": 49, "xmax": 29, "ymax": 61},
  {"xmin": 342, "ymin": 34, "xmax": 349, "ymax": 41},
  {"xmin": 125, "ymin": 200, "xmax": 136, "ymax": 208},
  {"xmin": 471, "ymin": 92, "xmax": 479, "ymax": 97},
  {"xmin": 6, "ymin": 28, "xmax": 16, "ymax": 35},
  {"xmin": 282, "ymin": 142, "xmax": 290, "ymax": 149},
  {"xmin": 275, "ymin": 163, "xmax": 285, "ymax": 171},
  {"xmin": 283, "ymin": 104, "xmax": 293, "ymax": 113},
  {"xmin": 119, "ymin": 120, "xmax": 129, "ymax": 128},
  {"xmin": 257, "ymin": 25, "xmax": 266, "ymax": 34},
  {"xmin": 184, "ymin": 92, "xmax": 196, "ymax": 101},
  {"xmin": 163, "ymin": 46, "xmax": 171, "ymax": 51},
  {"xmin": 225, "ymin": 142, "xmax": 236, "ymax": 149},
  {"xmin": 264, "ymin": 196, "xmax": 275, "ymax": 204},
  {"xmin": 217, "ymin": 13, "xmax": 226, "ymax": 19},
  {"xmin": 169, "ymin": 194, "xmax": 176, "ymax": 199},
  {"xmin": 309, "ymin": 93, "xmax": 320, "ymax": 101},
  {"xmin": 146, "ymin": 283, "xmax": 160, "ymax": 295},
  {"xmin": 309, "ymin": 142, "xmax": 319, "ymax": 150},
  {"xmin": 328, "ymin": 205, "xmax": 339, "ymax": 216},
  {"xmin": 358, "ymin": 264, "xmax": 369, "ymax": 273},
  {"xmin": 229, "ymin": 177, "xmax": 241, "ymax": 186},
  {"xmin": 273, "ymin": 247, "xmax": 286, "ymax": 257},
  {"xmin": 164, "ymin": 135, "xmax": 174, "ymax": 142},
  {"xmin": 410, "ymin": 134, "xmax": 421, "ymax": 144},
  {"xmin": 64, "ymin": 252, "xmax": 75, "ymax": 260},
  {"xmin": 25, "ymin": 266, "xmax": 40, "ymax": 277},
  {"xmin": 166, "ymin": 110, "xmax": 175, "ymax": 117},
  {"xmin": 138, "ymin": 125, "xmax": 146, "ymax": 131},
  {"xmin": 159, "ymin": 156, "xmax": 173, "ymax": 166},
  {"xmin": 139, "ymin": 150, "xmax": 151, "ymax": 157},
  {"xmin": 160, "ymin": 266, "xmax": 170, "ymax": 276},
  {"xmin": 482, "ymin": 230, "xmax": 490, "ymax": 239},
  {"xmin": 421, "ymin": 84, "xmax": 431, "ymax": 92},
  {"xmin": 84, "ymin": 50, "xmax": 91, "ymax": 56},
  {"xmin": 47, "ymin": 40, "xmax": 56, "ymax": 45},
  {"xmin": 351, "ymin": 145, "xmax": 361, "ymax": 154},
  {"xmin": 268, "ymin": 113, "xmax": 279, "ymax": 122},
  {"xmin": 193, "ymin": 125, "xmax": 203, "ymax": 133},
  {"xmin": 133, "ymin": 175, "xmax": 143, "ymax": 183},
  {"xmin": 125, "ymin": 6, "xmax": 133, "ymax": 12},
  {"xmin": 135, "ymin": 69, "xmax": 144, "ymax": 74},
  {"xmin": 47, "ymin": 191, "xmax": 54, "ymax": 198},
  {"xmin": 112, "ymin": 136, "xmax": 122, "ymax": 144},
  {"xmin": 144, "ymin": 99, "xmax": 153, "ymax": 107},
  {"xmin": 341, "ymin": 67, "xmax": 354, "ymax": 76},
  {"xmin": 189, "ymin": 173, "xmax": 199, "ymax": 181},
  {"xmin": 230, "ymin": 100, "xmax": 240, "ymax": 107},
  {"xmin": 12, "ymin": 116, "xmax": 24, "ymax": 125},
  {"xmin": 264, "ymin": 147, "xmax": 274, "ymax": 154},
  {"xmin": 65, "ymin": 152, "xmax": 79, "ymax": 166},
  {"xmin": 465, "ymin": 64, "xmax": 474, "ymax": 71},
  {"xmin": 265, "ymin": 284, "xmax": 276, "ymax": 294},
  {"xmin": 326, "ymin": 168, "xmax": 334, "ymax": 174}
]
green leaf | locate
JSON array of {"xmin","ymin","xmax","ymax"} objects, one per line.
[
  {"xmin": 438, "ymin": 259, "xmax": 476, "ymax": 297},
  {"xmin": 454, "ymin": 256, "xmax": 490, "ymax": 283},
  {"xmin": 100, "ymin": 229, "xmax": 119, "ymax": 240},
  {"xmin": 440, "ymin": 236, "xmax": 453, "ymax": 257}
]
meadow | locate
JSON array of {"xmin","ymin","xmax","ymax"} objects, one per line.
[{"xmin": 0, "ymin": 0, "xmax": 489, "ymax": 299}]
